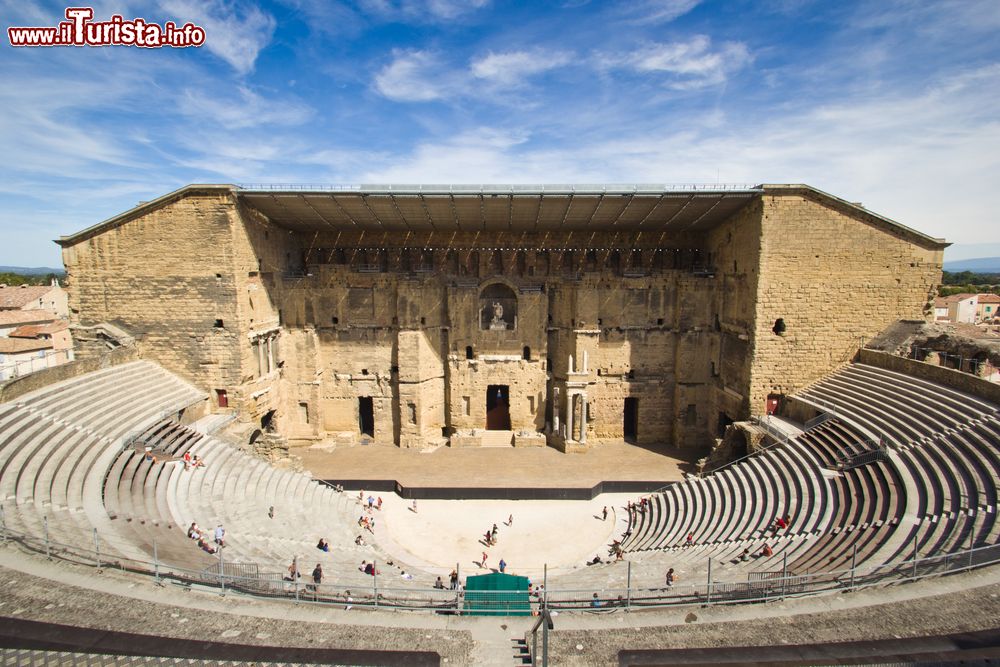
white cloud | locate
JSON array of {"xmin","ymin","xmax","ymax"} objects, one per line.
[
  {"xmin": 357, "ymin": 128, "xmax": 533, "ymax": 182},
  {"xmin": 159, "ymin": 0, "xmax": 276, "ymax": 74},
  {"xmin": 353, "ymin": 63, "xmax": 1000, "ymax": 243},
  {"xmin": 178, "ymin": 86, "xmax": 314, "ymax": 128},
  {"xmin": 373, "ymin": 49, "xmax": 453, "ymax": 101},
  {"xmin": 470, "ymin": 49, "xmax": 573, "ymax": 86},
  {"xmin": 616, "ymin": 0, "xmax": 701, "ymax": 24},
  {"xmin": 374, "ymin": 48, "xmax": 576, "ymax": 103},
  {"xmin": 361, "ymin": 0, "xmax": 490, "ymax": 21},
  {"xmin": 601, "ymin": 36, "xmax": 752, "ymax": 89}
]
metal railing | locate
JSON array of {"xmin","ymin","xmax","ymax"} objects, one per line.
[
  {"xmin": 3, "ymin": 505, "xmax": 999, "ymax": 617},
  {"xmin": 697, "ymin": 415, "xmax": 802, "ymax": 478},
  {"xmin": 0, "ymin": 347, "xmax": 74, "ymax": 381},
  {"xmin": 236, "ymin": 183, "xmax": 763, "ymax": 194},
  {"xmin": 828, "ymin": 442, "xmax": 886, "ymax": 471},
  {"xmin": 910, "ymin": 346, "xmax": 998, "ymax": 380}
]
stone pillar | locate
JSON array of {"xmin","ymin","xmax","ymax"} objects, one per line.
[
  {"xmin": 581, "ymin": 395, "xmax": 587, "ymax": 444},
  {"xmin": 553, "ymin": 387, "xmax": 560, "ymax": 433},
  {"xmin": 266, "ymin": 335, "xmax": 275, "ymax": 373},
  {"xmin": 566, "ymin": 392, "xmax": 574, "ymax": 442},
  {"xmin": 568, "ymin": 354, "xmax": 574, "ymax": 374}
]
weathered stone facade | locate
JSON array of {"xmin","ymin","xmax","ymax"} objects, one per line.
[{"xmin": 57, "ymin": 184, "xmax": 946, "ymax": 452}]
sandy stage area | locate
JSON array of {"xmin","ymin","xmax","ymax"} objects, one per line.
[{"xmin": 356, "ymin": 492, "xmax": 633, "ymax": 579}]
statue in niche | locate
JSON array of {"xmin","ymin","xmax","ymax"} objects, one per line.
[{"xmin": 489, "ymin": 301, "xmax": 507, "ymax": 330}]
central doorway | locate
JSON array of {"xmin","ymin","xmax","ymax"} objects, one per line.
[
  {"xmin": 358, "ymin": 396, "xmax": 374, "ymax": 437},
  {"xmin": 623, "ymin": 397, "xmax": 638, "ymax": 442},
  {"xmin": 486, "ymin": 385, "xmax": 511, "ymax": 430}
]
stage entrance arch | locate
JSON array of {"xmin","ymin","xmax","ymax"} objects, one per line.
[{"xmin": 486, "ymin": 385, "xmax": 511, "ymax": 430}]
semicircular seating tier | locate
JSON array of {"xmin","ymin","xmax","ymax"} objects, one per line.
[
  {"xmin": 621, "ymin": 362, "xmax": 1000, "ymax": 577},
  {"xmin": 0, "ymin": 361, "xmax": 433, "ymax": 594}
]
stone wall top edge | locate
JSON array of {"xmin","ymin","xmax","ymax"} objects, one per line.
[
  {"xmin": 56, "ymin": 185, "xmax": 237, "ymax": 248},
  {"xmin": 759, "ymin": 185, "xmax": 948, "ymax": 250}
]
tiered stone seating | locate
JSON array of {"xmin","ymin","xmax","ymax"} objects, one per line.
[
  {"xmin": 793, "ymin": 362, "xmax": 1000, "ymax": 569},
  {"xmin": 102, "ymin": 418, "xmax": 409, "ymax": 590},
  {"xmin": 786, "ymin": 420, "xmax": 902, "ymax": 573},
  {"xmin": 623, "ymin": 378, "xmax": 1000, "ymax": 573},
  {"xmin": 621, "ymin": 425, "xmax": 836, "ymax": 569},
  {"xmin": 797, "ymin": 363, "xmax": 1000, "ymax": 448},
  {"xmin": 0, "ymin": 362, "xmax": 206, "ymax": 562}
]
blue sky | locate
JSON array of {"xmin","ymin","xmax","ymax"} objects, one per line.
[{"xmin": 2, "ymin": 0, "xmax": 999, "ymax": 266}]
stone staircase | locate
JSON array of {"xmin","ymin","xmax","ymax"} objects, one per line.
[{"xmin": 481, "ymin": 430, "xmax": 514, "ymax": 447}]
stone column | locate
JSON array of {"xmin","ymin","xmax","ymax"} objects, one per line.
[
  {"xmin": 266, "ymin": 335, "xmax": 275, "ymax": 374},
  {"xmin": 566, "ymin": 392, "xmax": 574, "ymax": 442},
  {"xmin": 581, "ymin": 395, "xmax": 587, "ymax": 444},
  {"xmin": 553, "ymin": 387, "xmax": 560, "ymax": 433}
]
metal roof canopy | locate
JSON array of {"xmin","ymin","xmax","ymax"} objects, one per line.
[{"xmin": 236, "ymin": 184, "xmax": 762, "ymax": 233}]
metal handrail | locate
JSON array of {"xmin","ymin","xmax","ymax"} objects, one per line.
[
  {"xmin": 1, "ymin": 513, "xmax": 997, "ymax": 615},
  {"xmin": 0, "ymin": 347, "xmax": 74, "ymax": 380}
]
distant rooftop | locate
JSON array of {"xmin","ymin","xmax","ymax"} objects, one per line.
[{"xmin": 0, "ymin": 285, "xmax": 60, "ymax": 310}]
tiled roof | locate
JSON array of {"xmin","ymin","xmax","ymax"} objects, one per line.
[
  {"xmin": 0, "ymin": 337, "xmax": 52, "ymax": 353},
  {"xmin": 977, "ymin": 293, "xmax": 1000, "ymax": 304},
  {"xmin": 0, "ymin": 285, "xmax": 57, "ymax": 309},
  {"xmin": 9, "ymin": 321, "xmax": 68, "ymax": 338},
  {"xmin": 0, "ymin": 309, "xmax": 57, "ymax": 326}
]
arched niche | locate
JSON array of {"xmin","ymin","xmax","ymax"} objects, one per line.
[{"xmin": 480, "ymin": 282, "xmax": 517, "ymax": 330}]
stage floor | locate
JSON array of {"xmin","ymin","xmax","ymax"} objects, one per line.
[{"xmin": 294, "ymin": 441, "xmax": 692, "ymax": 489}]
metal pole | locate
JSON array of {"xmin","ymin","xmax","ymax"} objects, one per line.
[
  {"xmin": 93, "ymin": 528, "xmax": 101, "ymax": 569},
  {"xmin": 44, "ymin": 516, "xmax": 50, "ymax": 560},
  {"xmin": 542, "ymin": 563, "xmax": 548, "ymax": 612},
  {"xmin": 912, "ymin": 534, "xmax": 918, "ymax": 580},
  {"xmin": 219, "ymin": 544, "xmax": 225, "ymax": 596},
  {"xmin": 780, "ymin": 551, "xmax": 787, "ymax": 599},
  {"xmin": 373, "ymin": 560, "xmax": 378, "ymax": 609},
  {"xmin": 542, "ymin": 611, "xmax": 550, "ymax": 667},
  {"xmin": 153, "ymin": 537, "xmax": 160, "ymax": 585},
  {"xmin": 849, "ymin": 544, "xmax": 857, "ymax": 589},
  {"xmin": 455, "ymin": 561, "xmax": 463, "ymax": 616},
  {"xmin": 968, "ymin": 529, "xmax": 974, "ymax": 569},
  {"xmin": 1, "ymin": 504, "xmax": 6, "ymax": 543},
  {"xmin": 625, "ymin": 560, "xmax": 632, "ymax": 611},
  {"xmin": 705, "ymin": 557, "xmax": 712, "ymax": 604}
]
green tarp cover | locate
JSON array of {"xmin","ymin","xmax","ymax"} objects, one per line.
[{"xmin": 463, "ymin": 572, "xmax": 531, "ymax": 616}]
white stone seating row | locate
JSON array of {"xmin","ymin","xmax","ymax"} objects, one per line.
[
  {"xmin": 841, "ymin": 363, "xmax": 998, "ymax": 422},
  {"xmin": 105, "ymin": 420, "xmax": 424, "ymax": 591},
  {"xmin": 797, "ymin": 363, "xmax": 999, "ymax": 449},
  {"xmin": 836, "ymin": 366, "xmax": 982, "ymax": 431},
  {"xmin": 798, "ymin": 381, "xmax": 925, "ymax": 449},
  {"xmin": 0, "ymin": 362, "xmax": 206, "ymax": 564}
]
